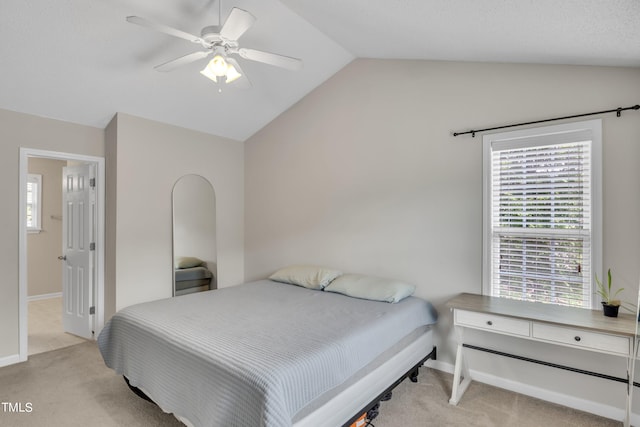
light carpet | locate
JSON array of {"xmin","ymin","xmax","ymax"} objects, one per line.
[
  {"xmin": 0, "ymin": 342, "xmax": 619, "ymax": 426},
  {"xmin": 28, "ymin": 297, "xmax": 86, "ymax": 355}
]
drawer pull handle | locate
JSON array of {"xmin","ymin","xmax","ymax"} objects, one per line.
[
  {"xmin": 486, "ymin": 321, "xmax": 493, "ymax": 326},
  {"xmin": 574, "ymin": 336, "xmax": 581, "ymax": 342}
]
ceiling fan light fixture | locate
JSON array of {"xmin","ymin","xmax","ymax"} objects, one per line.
[
  {"xmin": 225, "ymin": 63, "xmax": 242, "ymax": 83},
  {"xmin": 209, "ymin": 55, "xmax": 228, "ymax": 76},
  {"xmin": 200, "ymin": 54, "xmax": 242, "ymax": 84},
  {"xmin": 199, "ymin": 66, "xmax": 219, "ymax": 82},
  {"xmin": 128, "ymin": 7, "xmax": 301, "ymax": 87}
]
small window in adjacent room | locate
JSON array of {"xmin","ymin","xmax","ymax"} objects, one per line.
[
  {"xmin": 482, "ymin": 119, "xmax": 602, "ymax": 309},
  {"xmin": 27, "ymin": 173, "xmax": 42, "ymax": 233}
]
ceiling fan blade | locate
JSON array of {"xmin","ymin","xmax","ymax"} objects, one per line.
[
  {"xmin": 126, "ymin": 16, "xmax": 203, "ymax": 44},
  {"xmin": 225, "ymin": 57, "xmax": 252, "ymax": 89},
  {"xmin": 238, "ymin": 48, "xmax": 303, "ymax": 71},
  {"xmin": 154, "ymin": 51, "xmax": 210, "ymax": 72},
  {"xmin": 220, "ymin": 8, "xmax": 256, "ymax": 41}
]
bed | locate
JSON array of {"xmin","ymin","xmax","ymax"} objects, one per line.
[
  {"xmin": 174, "ymin": 266, "xmax": 213, "ymax": 296},
  {"xmin": 98, "ymin": 275, "xmax": 438, "ymax": 427},
  {"xmin": 174, "ymin": 257, "xmax": 215, "ymax": 296}
]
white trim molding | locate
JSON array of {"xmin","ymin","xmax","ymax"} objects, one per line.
[
  {"xmin": 0, "ymin": 354, "xmax": 21, "ymax": 368},
  {"xmin": 27, "ymin": 292, "xmax": 63, "ymax": 302},
  {"xmin": 18, "ymin": 148, "xmax": 106, "ymax": 366},
  {"xmin": 469, "ymin": 367, "xmax": 625, "ymax": 423},
  {"xmin": 425, "ymin": 360, "xmax": 627, "ymax": 423},
  {"xmin": 482, "ymin": 119, "xmax": 602, "ymax": 309}
]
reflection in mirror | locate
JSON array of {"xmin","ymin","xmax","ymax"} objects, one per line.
[{"xmin": 172, "ymin": 174, "xmax": 217, "ymax": 296}]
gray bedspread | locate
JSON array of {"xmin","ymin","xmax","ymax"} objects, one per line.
[{"xmin": 97, "ymin": 279, "xmax": 437, "ymax": 427}]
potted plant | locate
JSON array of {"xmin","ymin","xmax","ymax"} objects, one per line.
[{"xmin": 595, "ymin": 269, "xmax": 623, "ymax": 317}]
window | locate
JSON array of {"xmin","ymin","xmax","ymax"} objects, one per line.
[
  {"xmin": 27, "ymin": 174, "xmax": 42, "ymax": 233},
  {"xmin": 483, "ymin": 120, "xmax": 602, "ymax": 309}
]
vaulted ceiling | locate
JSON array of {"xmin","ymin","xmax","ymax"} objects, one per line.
[{"xmin": 1, "ymin": 0, "xmax": 638, "ymax": 141}]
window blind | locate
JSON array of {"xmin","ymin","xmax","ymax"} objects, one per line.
[
  {"xmin": 26, "ymin": 174, "xmax": 41, "ymax": 231},
  {"xmin": 489, "ymin": 140, "xmax": 592, "ymax": 308},
  {"xmin": 26, "ymin": 181, "xmax": 35, "ymax": 227}
]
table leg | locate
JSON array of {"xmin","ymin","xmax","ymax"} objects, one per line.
[
  {"xmin": 449, "ymin": 324, "xmax": 472, "ymax": 405},
  {"xmin": 624, "ymin": 337, "xmax": 638, "ymax": 427}
]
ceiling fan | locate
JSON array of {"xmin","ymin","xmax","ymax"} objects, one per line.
[{"xmin": 126, "ymin": 7, "xmax": 303, "ymax": 88}]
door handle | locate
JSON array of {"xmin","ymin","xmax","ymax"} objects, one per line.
[{"xmin": 58, "ymin": 255, "xmax": 67, "ymax": 261}]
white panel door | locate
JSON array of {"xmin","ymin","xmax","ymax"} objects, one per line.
[{"xmin": 61, "ymin": 164, "xmax": 95, "ymax": 339}]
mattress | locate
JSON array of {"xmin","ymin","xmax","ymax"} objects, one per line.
[
  {"xmin": 175, "ymin": 282, "xmax": 210, "ymax": 295},
  {"xmin": 293, "ymin": 325, "xmax": 433, "ymax": 426},
  {"xmin": 98, "ymin": 279, "xmax": 437, "ymax": 427},
  {"xmin": 175, "ymin": 266, "xmax": 213, "ymax": 294},
  {"xmin": 174, "ymin": 266, "xmax": 213, "ymax": 282}
]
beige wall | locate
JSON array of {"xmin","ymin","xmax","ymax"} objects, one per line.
[
  {"xmin": 107, "ymin": 113, "xmax": 244, "ymax": 312},
  {"xmin": 104, "ymin": 117, "xmax": 117, "ymax": 322},
  {"xmin": 27, "ymin": 158, "xmax": 66, "ymax": 297},
  {"xmin": 0, "ymin": 108, "xmax": 104, "ymax": 361},
  {"xmin": 0, "ymin": 108, "xmax": 245, "ymax": 362},
  {"xmin": 244, "ymin": 60, "xmax": 640, "ymax": 410}
]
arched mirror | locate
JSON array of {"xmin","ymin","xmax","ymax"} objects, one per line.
[{"xmin": 172, "ymin": 174, "xmax": 217, "ymax": 296}]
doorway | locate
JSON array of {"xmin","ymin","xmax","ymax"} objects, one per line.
[{"xmin": 18, "ymin": 148, "xmax": 105, "ymax": 362}]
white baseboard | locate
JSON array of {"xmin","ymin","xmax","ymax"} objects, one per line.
[
  {"xmin": 0, "ymin": 353, "xmax": 22, "ymax": 368},
  {"xmin": 424, "ymin": 359, "xmax": 627, "ymax": 422},
  {"xmin": 424, "ymin": 358, "xmax": 454, "ymax": 374},
  {"xmin": 28, "ymin": 292, "xmax": 62, "ymax": 302}
]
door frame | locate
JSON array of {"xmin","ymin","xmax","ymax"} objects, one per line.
[{"xmin": 18, "ymin": 148, "xmax": 105, "ymax": 362}]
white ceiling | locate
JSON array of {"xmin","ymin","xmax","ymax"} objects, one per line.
[{"xmin": 1, "ymin": 0, "xmax": 638, "ymax": 141}]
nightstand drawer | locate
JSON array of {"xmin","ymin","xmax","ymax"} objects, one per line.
[
  {"xmin": 455, "ymin": 310, "xmax": 530, "ymax": 337},
  {"xmin": 532, "ymin": 323, "xmax": 631, "ymax": 356}
]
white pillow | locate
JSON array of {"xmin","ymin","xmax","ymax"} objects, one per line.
[
  {"xmin": 324, "ymin": 273, "xmax": 415, "ymax": 303},
  {"xmin": 175, "ymin": 256, "xmax": 204, "ymax": 269},
  {"xmin": 269, "ymin": 265, "xmax": 342, "ymax": 290}
]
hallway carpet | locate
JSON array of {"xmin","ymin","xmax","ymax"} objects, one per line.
[{"xmin": 28, "ymin": 297, "xmax": 86, "ymax": 355}]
